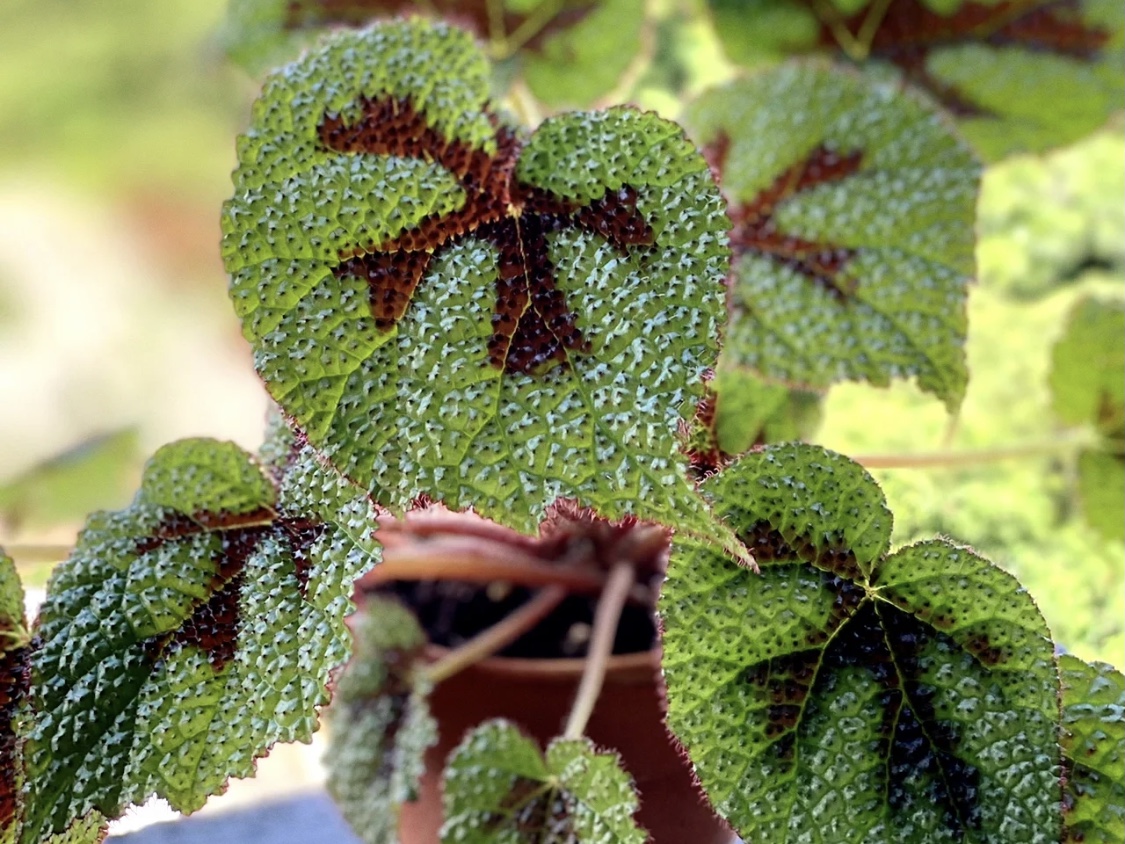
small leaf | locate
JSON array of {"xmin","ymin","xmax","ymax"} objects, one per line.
[
  {"xmin": 441, "ymin": 719, "xmax": 646, "ymax": 843},
  {"xmin": 325, "ymin": 597, "xmax": 436, "ymax": 844},
  {"xmin": 687, "ymin": 63, "xmax": 978, "ymax": 410},
  {"xmin": 223, "ymin": 21, "xmax": 738, "ymax": 553},
  {"xmin": 708, "ymin": 0, "xmax": 1125, "ymax": 160},
  {"xmin": 713, "ymin": 364, "xmax": 823, "ymax": 453},
  {"xmin": 21, "ymin": 438, "xmax": 377, "ymax": 841},
  {"xmin": 659, "ymin": 443, "xmax": 1061, "ymax": 842},
  {"xmin": 1059, "ymin": 655, "xmax": 1125, "ymax": 843},
  {"xmin": 1050, "ymin": 296, "xmax": 1125, "ymax": 542}
]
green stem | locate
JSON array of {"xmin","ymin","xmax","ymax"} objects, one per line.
[
  {"xmin": 424, "ymin": 585, "xmax": 568, "ymax": 684},
  {"xmin": 563, "ymin": 561, "xmax": 634, "ymax": 740},
  {"xmin": 853, "ymin": 0, "xmax": 893, "ymax": 60},
  {"xmin": 500, "ymin": 0, "xmax": 566, "ymax": 59}
]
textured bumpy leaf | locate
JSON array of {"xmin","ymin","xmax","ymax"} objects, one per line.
[
  {"xmin": 686, "ymin": 64, "xmax": 978, "ymax": 409},
  {"xmin": 224, "ymin": 0, "xmax": 640, "ymax": 106},
  {"xmin": 326, "ymin": 596, "xmax": 436, "ymax": 844},
  {"xmin": 1059, "ymin": 655, "xmax": 1124, "ymax": 843},
  {"xmin": 1050, "ymin": 296, "xmax": 1125, "ymax": 542},
  {"xmin": 708, "ymin": 0, "xmax": 1125, "ymax": 160},
  {"xmin": 659, "ymin": 443, "xmax": 1062, "ymax": 842},
  {"xmin": 441, "ymin": 719, "xmax": 646, "ymax": 843},
  {"xmin": 21, "ymin": 438, "xmax": 377, "ymax": 841},
  {"xmin": 223, "ymin": 21, "xmax": 736, "ymax": 551}
]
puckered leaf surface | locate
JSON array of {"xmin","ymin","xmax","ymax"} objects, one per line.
[
  {"xmin": 707, "ymin": 0, "xmax": 1125, "ymax": 160},
  {"xmin": 686, "ymin": 63, "xmax": 978, "ymax": 409},
  {"xmin": 441, "ymin": 719, "xmax": 646, "ymax": 843},
  {"xmin": 1049, "ymin": 296, "xmax": 1125, "ymax": 542},
  {"xmin": 21, "ymin": 438, "xmax": 377, "ymax": 841},
  {"xmin": 659, "ymin": 443, "xmax": 1062, "ymax": 843},
  {"xmin": 1059, "ymin": 655, "xmax": 1124, "ymax": 843},
  {"xmin": 224, "ymin": 0, "xmax": 641, "ymax": 106},
  {"xmin": 326, "ymin": 596, "xmax": 436, "ymax": 844},
  {"xmin": 223, "ymin": 20, "xmax": 736, "ymax": 551}
]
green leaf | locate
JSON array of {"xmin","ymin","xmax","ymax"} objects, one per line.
[
  {"xmin": 1059, "ymin": 655, "xmax": 1125, "ymax": 843},
  {"xmin": 20, "ymin": 438, "xmax": 377, "ymax": 841},
  {"xmin": 0, "ymin": 431, "xmax": 138, "ymax": 533},
  {"xmin": 325, "ymin": 597, "xmax": 436, "ymax": 844},
  {"xmin": 713, "ymin": 364, "xmax": 824, "ymax": 453},
  {"xmin": 659, "ymin": 443, "xmax": 1062, "ymax": 842},
  {"xmin": 1050, "ymin": 296, "xmax": 1125, "ymax": 542},
  {"xmin": 708, "ymin": 0, "xmax": 1125, "ymax": 160},
  {"xmin": 686, "ymin": 63, "xmax": 978, "ymax": 410},
  {"xmin": 441, "ymin": 719, "xmax": 646, "ymax": 843},
  {"xmin": 223, "ymin": 20, "xmax": 738, "ymax": 553}
]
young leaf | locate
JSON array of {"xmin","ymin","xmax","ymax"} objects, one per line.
[
  {"xmin": 20, "ymin": 438, "xmax": 376, "ymax": 841},
  {"xmin": 1059, "ymin": 655, "xmax": 1124, "ymax": 843},
  {"xmin": 659, "ymin": 443, "xmax": 1062, "ymax": 842},
  {"xmin": 325, "ymin": 596, "xmax": 436, "ymax": 844},
  {"xmin": 441, "ymin": 719, "xmax": 646, "ymax": 843},
  {"xmin": 223, "ymin": 21, "xmax": 736, "ymax": 550},
  {"xmin": 1049, "ymin": 296, "xmax": 1125, "ymax": 542},
  {"xmin": 686, "ymin": 63, "xmax": 978, "ymax": 410},
  {"xmin": 707, "ymin": 0, "xmax": 1125, "ymax": 160}
]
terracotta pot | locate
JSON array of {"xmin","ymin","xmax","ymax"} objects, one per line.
[{"xmin": 397, "ymin": 645, "xmax": 734, "ymax": 844}]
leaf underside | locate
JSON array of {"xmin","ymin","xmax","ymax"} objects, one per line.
[
  {"xmin": 223, "ymin": 20, "xmax": 737, "ymax": 552},
  {"xmin": 325, "ymin": 596, "xmax": 436, "ymax": 844},
  {"xmin": 1049, "ymin": 296, "xmax": 1125, "ymax": 542},
  {"xmin": 659, "ymin": 444, "xmax": 1062, "ymax": 843},
  {"xmin": 441, "ymin": 719, "xmax": 646, "ymax": 843},
  {"xmin": 1059, "ymin": 655, "xmax": 1125, "ymax": 843},
  {"xmin": 685, "ymin": 63, "xmax": 978, "ymax": 410},
  {"xmin": 708, "ymin": 0, "xmax": 1125, "ymax": 160},
  {"xmin": 21, "ymin": 438, "xmax": 377, "ymax": 842}
]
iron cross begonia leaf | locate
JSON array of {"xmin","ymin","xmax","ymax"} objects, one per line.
[
  {"xmin": 20, "ymin": 438, "xmax": 376, "ymax": 841},
  {"xmin": 659, "ymin": 443, "xmax": 1062, "ymax": 842},
  {"xmin": 441, "ymin": 719, "xmax": 646, "ymax": 843},
  {"xmin": 222, "ymin": 20, "xmax": 737, "ymax": 553},
  {"xmin": 686, "ymin": 63, "xmax": 978, "ymax": 410},
  {"xmin": 707, "ymin": 0, "xmax": 1125, "ymax": 160}
]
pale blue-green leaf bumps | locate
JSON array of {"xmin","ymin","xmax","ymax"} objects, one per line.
[
  {"xmin": 20, "ymin": 438, "xmax": 376, "ymax": 842},
  {"xmin": 222, "ymin": 20, "xmax": 738, "ymax": 554},
  {"xmin": 686, "ymin": 63, "xmax": 978, "ymax": 410},
  {"xmin": 659, "ymin": 443, "xmax": 1062, "ymax": 842}
]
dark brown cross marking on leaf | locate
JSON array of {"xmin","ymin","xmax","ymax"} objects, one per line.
[
  {"xmin": 319, "ymin": 96, "xmax": 654, "ymax": 375},
  {"xmin": 709, "ymin": 138, "xmax": 864, "ymax": 300},
  {"xmin": 811, "ymin": 0, "xmax": 1111, "ymax": 116},
  {"xmin": 136, "ymin": 510, "xmax": 326, "ymax": 671}
]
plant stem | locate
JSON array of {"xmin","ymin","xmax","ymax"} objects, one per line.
[
  {"xmin": 563, "ymin": 561, "xmax": 635, "ymax": 740},
  {"xmin": 594, "ymin": 0, "xmax": 659, "ymax": 108},
  {"xmin": 853, "ymin": 431, "xmax": 1096, "ymax": 470},
  {"xmin": 424, "ymin": 585, "xmax": 569, "ymax": 684}
]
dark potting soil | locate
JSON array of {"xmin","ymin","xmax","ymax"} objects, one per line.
[{"xmin": 371, "ymin": 578, "xmax": 659, "ymax": 660}]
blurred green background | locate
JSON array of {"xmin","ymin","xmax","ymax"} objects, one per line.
[{"xmin": 0, "ymin": 0, "xmax": 1121, "ymax": 671}]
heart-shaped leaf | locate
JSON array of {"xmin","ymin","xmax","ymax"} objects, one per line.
[
  {"xmin": 707, "ymin": 0, "xmax": 1125, "ymax": 160},
  {"xmin": 686, "ymin": 63, "xmax": 978, "ymax": 410},
  {"xmin": 325, "ymin": 596, "xmax": 436, "ymax": 844},
  {"xmin": 1059, "ymin": 655, "xmax": 1125, "ymax": 843},
  {"xmin": 1050, "ymin": 296, "xmax": 1125, "ymax": 542},
  {"xmin": 659, "ymin": 443, "xmax": 1061, "ymax": 842},
  {"xmin": 21, "ymin": 438, "xmax": 377, "ymax": 841},
  {"xmin": 441, "ymin": 719, "xmax": 646, "ymax": 843},
  {"xmin": 223, "ymin": 20, "xmax": 736, "ymax": 551}
]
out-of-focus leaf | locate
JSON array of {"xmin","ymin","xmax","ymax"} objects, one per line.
[
  {"xmin": 326, "ymin": 596, "xmax": 435, "ymax": 844},
  {"xmin": 1050, "ymin": 296, "xmax": 1125, "ymax": 541},
  {"xmin": 1059, "ymin": 655, "xmax": 1125, "ymax": 843},
  {"xmin": 0, "ymin": 431, "xmax": 139, "ymax": 533},
  {"xmin": 708, "ymin": 0, "xmax": 1125, "ymax": 160},
  {"xmin": 713, "ymin": 364, "xmax": 823, "ymax": 453},
  {"xmin": 223, "ymin": 21, "xmax": 742, "ymax": 557},
  {"xmin": 660, "ymin": 443, "xmax": 1062, "ymax": 842},
  {"xmin": 20, "ymin": 438, "xmax": 377, "ymax": 841},
  {"xmin": 686, "ymin": 63, "xmax": 978, "ymax": 410},
  {"xmin": 441, "ymin": 719, "xmax": 646, "ymax": 843}
]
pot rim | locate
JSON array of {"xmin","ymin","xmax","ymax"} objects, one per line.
[{"xmin": 422, "ymin": 643, "xmax": 661, "ymax": 684}]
